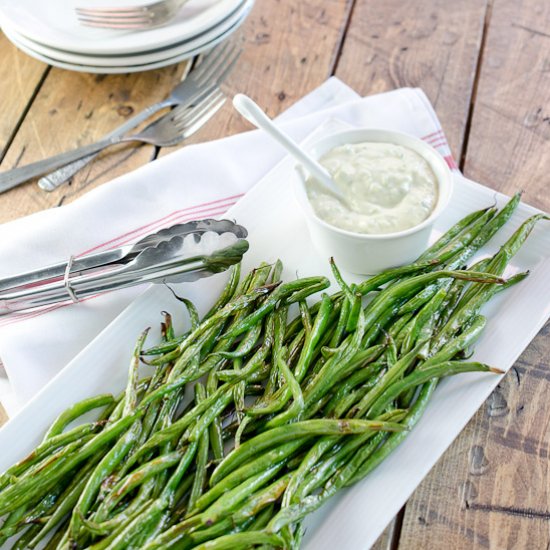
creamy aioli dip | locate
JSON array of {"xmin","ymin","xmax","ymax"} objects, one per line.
[{"xmin": 306, "ymin": 142, "xmax": 438, "ymax": 234}]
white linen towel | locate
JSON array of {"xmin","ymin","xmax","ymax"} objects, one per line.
[{"xmin": 0, "ymin": 77, "xmax": 457, "ymax": 415}]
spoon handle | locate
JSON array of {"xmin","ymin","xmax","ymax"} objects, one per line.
[{"xmin": 233, "ymin": 94, "xmax": 338, "ymax": 192}]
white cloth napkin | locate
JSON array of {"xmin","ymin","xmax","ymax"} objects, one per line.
[{"xmin": 0, "ymin": 77, "xmax": 457, "ymax": 416}]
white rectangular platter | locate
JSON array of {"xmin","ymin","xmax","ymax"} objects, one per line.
[{"xmin": 1, "ymin": 119, "xmax": 549, "ymax": 549}]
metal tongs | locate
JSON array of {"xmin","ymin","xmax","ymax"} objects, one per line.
[{"xmin": 0, "ymin": 219, "xmax": 249, "ymax": 316}]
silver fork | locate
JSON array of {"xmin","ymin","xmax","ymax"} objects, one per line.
[
  {"xmin": 0, "ymin": 90, "xmax": 226, "ymax": 195},
  {"xmin": 39, "ymin": 40, "xmax": 241, "ymax": 191},
  {"xmin": 76, "ymin": 0, "xmax": 190, "ymax": 29}
]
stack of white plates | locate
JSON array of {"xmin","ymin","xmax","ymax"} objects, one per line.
[{"xmin": 0, "ymin": 0, "xmax": 253, "ymax": 73}]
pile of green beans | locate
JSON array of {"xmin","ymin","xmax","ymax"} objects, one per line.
[{"xmin": 0, "ymin": 193, "xmax": 546, "ymax": 549}]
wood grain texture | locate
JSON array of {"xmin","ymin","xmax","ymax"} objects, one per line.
[
  {"xmin": 0, "ymin": 62, "xmax": 190, "ymax": 223},
  {"xmin": 0, "ymin": 33, "xmax": 47, "ymax": 157},
  {"xmin": 399, "ymin": 0, "xmax": 550, "ymax": 548},
  {"xmin": 462, "ymin": 0, "xmax": 550, "ymax": 211},
  {"xmin": 334, "ymin": 0, "xmax": 487, "ymax": 160},
  {"xmin": 158, "ymin": 0, "xmax": 354, "ymax": 158}
]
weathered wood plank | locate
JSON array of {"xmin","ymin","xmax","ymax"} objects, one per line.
[
  {"xmin": 0, "ymin": 62, "xmax": 190, "ymax": 223},
  {"xmin": 400, "ymin": 0, "xmax": 550, "ymax": 547},
  {"xmin": 334, "ymin": 0, "xmax": 488, "ymax": 160},
  {"xmin": 0, "ymin": 33, "xmax": 47, "ymax": 157},
  {"xmin": 461, "ymin": 0, "xmax": 550, "ymax": 212},
  {"xmin": 159, "ymin": 0, "xmax": 355, "ymax": 158}
]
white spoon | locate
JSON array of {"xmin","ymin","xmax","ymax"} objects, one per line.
[{"xmin": 232, "ymin": 94, "xmax": 345, "ymax": 201}]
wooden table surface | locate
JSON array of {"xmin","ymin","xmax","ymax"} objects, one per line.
[{"xmin": 1, "ymin": 0, "xmax": 549, "ymax": 548}]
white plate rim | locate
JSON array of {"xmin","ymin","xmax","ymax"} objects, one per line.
[
  {"xmin": 2, "ymin": 10, "xmax": 250, "ymax": 74},
  {"xmin": 0, "ymin": 0, "xmax": 244, "ymax": 55},
  {"xmin": 0, "ymin": 0, "xmax": 251, "ymax": 66}
]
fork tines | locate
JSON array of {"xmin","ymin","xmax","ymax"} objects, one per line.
[
  {"xmin": 172, "ymin": 89, "xmax": 226, "ymax": 131},
  {"xmin": 191, "ymin": 40, "xmax": 243, "ymax": 87},
  {"xmin": 76, "ymin": 0, "xmax": 185, "ymax": 29}
]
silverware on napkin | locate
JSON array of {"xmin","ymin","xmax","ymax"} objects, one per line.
[{"xmin": 0, "ymin": 219, "xmax": 249, "ymax": 316}]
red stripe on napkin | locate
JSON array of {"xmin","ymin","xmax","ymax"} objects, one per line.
[
  {"xmin": 79, "ymin": 194, "xmax": 244, "ymax": 257},
  {"xmin": 423, "ymin": 129, "xmax": 444, "ymax": 140},
  {"xmin": 421, "ymin": 130, "xmax": 458, "ymax": 170},
  {"xmin": 428, "ymin": 138, "xmax": 450, "ymax": 149},
  {"xmin": 94, "ymin": 200, "xmax": 243, "ymax": 253},
  {"xmin": 0, "ymin": 200, "xmax": 240, "ymax": 327},
  {"xmin": 444, "ymin": 155, "xmax": 458, "ymax": 170}
]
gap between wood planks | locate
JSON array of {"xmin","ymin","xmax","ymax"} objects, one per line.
[
  {"xmin": 0, "ymin": 66, "xmax": 50, "ymax": 165},
  {"xmin": 151, "ymin": 0, "xmax": 359, "ymax": 164},
  {"xmin": 328, "ymin": 0, "xmax": 358, "ymax": 75},
  {"xmin": 459, "ymin": 0, "xmax": 494, "ymax": 171},
  {"xmin": 153, "ymin": 0, "xmax": 359, "ymax": 164}
]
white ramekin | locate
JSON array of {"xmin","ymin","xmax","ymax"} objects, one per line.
[{"xmin": 293, "ymin": 128, "xmax": 454, "ymax": 274}]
